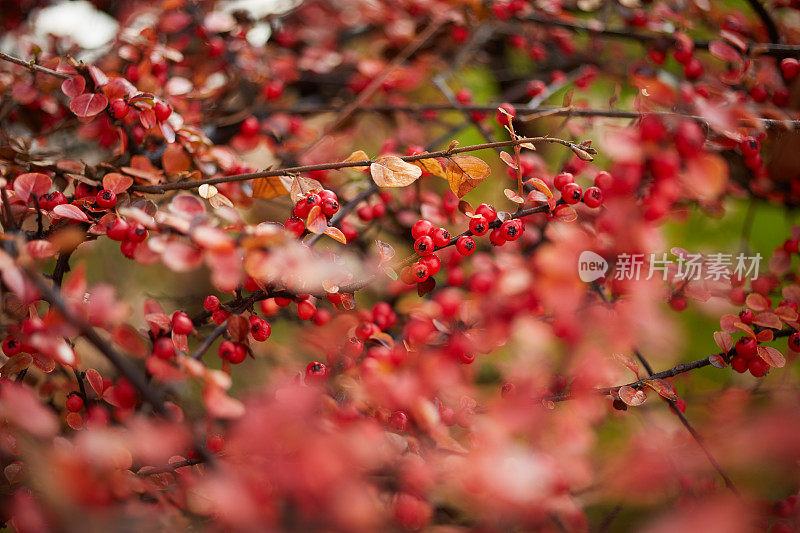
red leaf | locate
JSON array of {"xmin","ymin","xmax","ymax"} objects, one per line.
[
  {"xmin": 746, "ymin": 293, "xmax": 770, "ymax": 312},
  {"xmin": 102, "ymin": 172, "xmax": 133, "ymax": 194},
  {"xmin": 644, "ymin": 379, "xmax": 678, "ymax": 401},
  {"xmin": 757, "ymin": 346, "xmax": 786, "ymax": 368},
  {"xmin": 13, "ymin": 173, "xmax": 52, "ymax": 203},
  {"xmin": 552, "ymin": 204, "xmax": 577, "ymax": 222},
  {"xmin": 618, "ymin": 385, "xmax": 646, "ymax": 406},
  {"xmin": 713, "ymin": 331, "xmax": 734, "ymax": 353},
  {"xmin": 61, "ymin": 76, "xmax": 86, "ymax": 98},
  {"xmin": 52, "ymin": 204, "xmax": 90, "ymax": 222},
  {"xmin": 709, "ymin": 354, "xmax": 727, "ymax": 368},
  {"xmin": 752, "ymin": 312, "xmax": 781, "ymax": 330},
  {"xmin": 69, "ymin": 93, "xmax": 108, "ymax": 118},
  {"xmin": 85, "ymin": 368, "xmax": 105, "ymax": 397},
  {"xmin": 306, "ymin": 205, "xmax": 328, "ymax": 235},
  {"xmin": 612, "ymin": 353, "xmax": 640, "ymax": 377}
]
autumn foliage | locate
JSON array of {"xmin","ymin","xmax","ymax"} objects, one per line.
[{"xmin": 3, "ymin": 0, "xmax": 800, "ymax": 531}]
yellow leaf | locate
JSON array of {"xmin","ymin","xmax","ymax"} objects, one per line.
[
  {"xmin": 252, "ymin": 176, "xmax": 290, "ymax": 199},
  {"xmin": 412, "ymin": 157, "xmax": 446, "ymax": 179},
  {"xmin": 343, "ymin": 150, "xmax": 370, "ymax": 163},
  {"xmin": 370, "ymin": 156, "xmax": 422, "ymax": 187},
  {"xmin": 442, "ymin": 156, "xmax": 491, "ymax": 198}
]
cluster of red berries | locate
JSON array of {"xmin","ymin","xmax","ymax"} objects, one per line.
[
  {"xmin": 552, "ymin": 172, "xmax": 604, "ymax": 208},
  {"xmin": 284, "ymin": 188, "xmax": 339, "ymax": 237},
  {"xmin": 730, "ymin": 336, "xmax": 769, "ymax": 377},
  {"xmin": 106, "ymin": 217, "xmax": 149, "ymax": 259}
]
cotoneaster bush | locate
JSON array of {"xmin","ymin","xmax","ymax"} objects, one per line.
[{"xmin": 1, "ymin": 0, "xmax": 800, "ymax": 531}]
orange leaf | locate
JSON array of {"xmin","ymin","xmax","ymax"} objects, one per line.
[
  {"xmin": 442, "ymin": 156, "xmax": 490, "ymax": 198},
  {"xmin": 746, "ymin": 293, "xmax": 769, "ymax": 312},
  {"xmin": 682, "ymin": 152, "xmax": 728, "ymax": 201},
  {"xmin": 289, "ymin": 175, "xmax": 324, "ymax": 204},
  {"xmin": 323, "ymin": 226, "xmax": 347, "ymax": 244},
  {"xmin": 370, "ymin": 155, "xmax": 423, "ymax": 187},
  {"xmin": 412, "ymin": 157, "xmax": 446, "ymax": 179},
  {"xmin": 343, "ymin": 150, "xmax": 369, "ymax": 163},
  {"xmin": 526, "ymin": 178, "xmax": 553, "ymax": 199},
  {"xmin": 504, "ymin": 189, "xmax": 524, "ymax": 204},
  {"xmin": 306, "ymin": 205, "xmax": 328, "ymax": 234},
  {"xmin": 252, "ymin": 176, "xmax": 290, "ymax": 199}
]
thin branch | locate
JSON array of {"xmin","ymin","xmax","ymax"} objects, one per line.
[
  {"xmin": 300, "ymin": 19, "xmax": 443, "ymax": 157},
  {"xmin": 744, "ymin": 0, "xmax": 781, "ymax": 44},
  {"xmin": 0, "ymin": 52, "xmax": 71, "ymax": 79},
  {"xmin": 23, "ymin": 266, "xmax": 168, "ymax": 415},
  {"xmin": 190, "ymin": 324, "xmax": 226, "ymax": 360},
  {"xmin": 137, "ymin": 457, "xmax": 203, "ymax": 476},
  {"xmin": 131, "ymin": 136, "xmax": 583, "ymax": 194},
  {"xmin": 521, "ymin": 13, "xmax": 798, "ymax": 57}
]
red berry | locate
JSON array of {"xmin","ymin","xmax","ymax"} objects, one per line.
[
  {"xmin": 263, "ymin": 80, "xmax": 284, "ymax": 100},
  {"xmin": 127, "ymin": 223, "xmax": 148, "ymax": 242},
  {"xmin": 305, "ymin": 361, "xmax": 329, "ymax": 382},
  {"xmin": 321, "ymin": 198, "xmax": 339, "ymax": 217},
  {"xmin": 312, "ymin": 308, "xmax": 331, "ymax": 326},
  {"xmin": 683, "ymin": 57, "xmax": 703, "ymax": 80},
  {"xmin": 371, "ymin": 203, "xmax": 386, "ymax": 219},
  {"xmin": 455, "ymin": 88, "xmax": 472, "ymax": 105},
  {"xmin": 468, "ymin": 215, "xmax": 489, "ymax": 236},
  {"xmin": 356, "ymin": 205, "xmax": 373, "ymax": 221},
  {"xmin": 783, "ymin": 239, "xmax": 799, "ymax": 254},
  {"xmin": 414, "ymin": 235, "xmax": 435, "ymax": 256},
  {"xmin": 66, "ymin": 394, "xmax": 84, "ymax": 412},
  {"xmin": 207, "ymin": 37, "xmax": 225, "ymax": 58},
  {"xmin": 561, "ymin": 182, "xmax": 582, "ymax": 204},
  {"xmin": 495, "ymin": 102, "xmax": 516, "ymax": 126},
  {"xmin": 489, "ymin": 228, "xmax": 506, "ymax": 246},
  {"xmin": 249, "ymin": 315, "xmax": 271, "ymax": 341},
  {"xmin": 109, "ymin": 99, "xmax": 129, "ymax": 119},
  {"xmin": 411, "ymin": 220, "xmax": 434, "ymax": 239},
  {"xmin": 96, "ymin": 189, "xmax": 117, "ymax": 209},
  {"xmin": 284, "ymin": 216, "xmax": 305, "ymax": 237},
  {"xmin": 553, "ymin": 172, "xmax": 574, "ymax": 191},
  {"xmin": 318, "ymin": 189, "xmax": 338, "ymax": 203},
  {"xmin": 739, "ymin": 308, "xmax": 755, "ymax": 324},
  {"xmin": 120, "ymin": 240, "xmax": 138, "ymax": 259},
  {"xmin": 582, "ymin": 186, "xmax": 603, "ymax": 208},
  {"xmin": 389, "ymin": 410, "xmax": 409, "ymax": 433},
  {"xmin": 499, "ymin": 219, "xmax": 522, "ymax": 241},
  {"xmin": 781, "ymin": 58, "xmax": 800, "ymax": 80},
  {"xmin": 594, "ymin": 171, "xmax": 613, "ymax": 190},
  {"xmin": 343, "ymin": 337, "xmax": 363, "ymax": 358},
  {"xmin": 740, "ymin": 137, "xmax": 760, "ymax": 157},
  {"xmin": 669, "ymin": 295, "xmax": 687, "ymax": 311},
  {"xmin": 411, "ymin": 261, "xmax": 429, "ymax": 282},
  {"xmin": 228, "ymin": 343, "xmax": 247, "ymax": 364},
  {"xmin": 206, "ymin": 434, "xmax": 224, "ymax": 453},
  {"xmin": 456, "ymin": 235, "xmax": 475, "ymax": 255},
  {"xmin": 218, "ymin": 340, "xmax": 236, "ymax": 360},
  {"xmin": 750, "ymin": 85, "xmax": 769, "ymax": 103},
  {"xmin": 204, "ymin": 295, "xmax": 220, "ymax": 311},
  {"xmin": 527, "ymin": 79, "xmax": 546, "ymax": 98},
  {"xmin": 106, "ymin": 218, "xmax": 130, "ymax": 241},
  {"xmin": 789, "ymin": 332, "xmax": 800, "ymax": 352},
  {"xmin": 475, "ymin": 203, "xmax": 497, "ymax": 222},
  {"xmin": 154, "ymin": 101, "xmax": 172, "ymax": 122},
  {"xmin": 748, "ymin": 356, "xmax": 768, "ymax": 377},
  {"xmin": 297, "ymin": 300, "xmax": 316, "ymax": 320},
  {"xmin": 239, "ymin": 116, "xmax": 260, "ymax": 137},
  {"xmin": 211, "ymin": 308, "xmax": 230, "ymax": 324},
  {"xmin": 419, "ymin": 254, "xmax": 441, "ymax": 276},
  {"xmin": 168, "ymin": 312, "xmax": 192, "ymax": 336},
  {"xmin": 731, "ymin": 356, "xmax": 748, "ymax": 373},
  {"xmin": 2, "ymin": 337, "xmax": 22, "ymax": 357},
  {"xmin": 152, "ymin": 337, "xmax": 175, "ymax": 360},
  {"xmin": 432, "ymin": 227, "xmax": 450, "ymax": 248},
  {"xmin": 735, "ymin": 337, "xmax": 758, "ymax": 359}
]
